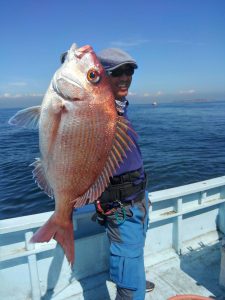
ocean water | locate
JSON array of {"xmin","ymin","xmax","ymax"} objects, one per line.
[{"xmin": 0, "ymin": 101, "xmax": 225, "ymax": 220}]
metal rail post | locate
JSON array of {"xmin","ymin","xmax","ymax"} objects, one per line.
[{"xmin": 25, "ymin": 232, "xmax": 41, "ymax": 300}]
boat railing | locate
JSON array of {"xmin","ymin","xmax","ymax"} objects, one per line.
[
  {"xmin": 1, "ymin": 176, "xmax": 225, "ymax": 261},
  {"xmin": 1, "ymin": 176, "xmax": 225, "ymax": 299}
]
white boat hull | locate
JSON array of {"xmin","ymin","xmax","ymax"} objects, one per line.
[{"xmin": 1, "ymin": 176, "xmax": 225, "ymax": 299}]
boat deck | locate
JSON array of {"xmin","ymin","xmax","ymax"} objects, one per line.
[
  {"xmin": 1, "ymin": 176, "xmax": 225, "ymax": 299},
  {"xmin": 38, "ymin": 239, "xmax": 225, "ymax": 300},
  {"xmin": 98, "ymin": 242, "xmax": 225, "ymax": 300},
  {"xmin": 145, "ymin": 241, "xmax": 225, "ymax": 300}
]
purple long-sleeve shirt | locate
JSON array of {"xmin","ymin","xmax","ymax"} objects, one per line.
[{"xmin": 113, "ymin": 98, "xmax": 144, "ymax": 178}]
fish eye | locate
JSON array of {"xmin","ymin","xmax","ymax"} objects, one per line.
[{"xmin": 87, "ymin": 69, "xmax": 101, "ymax": 84}]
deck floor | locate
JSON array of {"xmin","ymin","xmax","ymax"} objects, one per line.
[
  {"xmin": 146, "ymin": 241, "xmax": 225, "ymax": 300},
  {"xmin": 105, "ymin": 241, "xmax": 225, "ymax": 300},
  {"xmin": 2, "ymin": 240, "xmax": 224, "ymax": 300}
]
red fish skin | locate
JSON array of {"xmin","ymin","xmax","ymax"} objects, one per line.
[{"xmin": 30, "ymin": 44, "xmax": 118, "ymax": 265}]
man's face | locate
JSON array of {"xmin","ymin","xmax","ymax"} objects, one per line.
[{"xmin": 107, "ymin": 64, "xmax": 134, "ymax": 99}]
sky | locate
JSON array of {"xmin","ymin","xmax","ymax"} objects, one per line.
[{"xmin": 0, "ymin": 0, "xmax": 225, "ymax": 107}]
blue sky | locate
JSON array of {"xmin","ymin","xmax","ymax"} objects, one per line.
[{"xmin": 0, "ymin": 0, "xmax": 225, "ymax": 107}]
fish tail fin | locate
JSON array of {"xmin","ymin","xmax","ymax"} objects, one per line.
[{"xmin": 30, "ymin": 214, "xmax": 75, "ymax": 266}]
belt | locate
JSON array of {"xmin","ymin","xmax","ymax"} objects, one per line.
[
  {"xmin": 119, "ymin": 190, "xmax": 145, "ymax": 205},
  {"xmin": 99, "ymin": 170, "xmax": 147, "ymax": 204},
  {"xmin": 94, "ymin": 168, "xmax": 146, "ymax": 225},
  {"xmin": 110, "ymin": 168, "xmax": 143, "ymax": 185}
]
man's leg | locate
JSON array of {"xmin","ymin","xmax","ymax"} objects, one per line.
[
  {"xmin": 116, "ymin": 254, "xmax": 145, "ymax": 299},
  {"xmin": 106, "ymin": 195, "xmax": 148, "ymax": 300}
]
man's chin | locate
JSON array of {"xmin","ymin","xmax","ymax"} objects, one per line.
[{"xmin": 117, "ymin": 90, "xmax": 128, "ymax": 98}]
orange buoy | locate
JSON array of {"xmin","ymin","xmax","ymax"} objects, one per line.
[{"xmin": 168, "ymin": 295, "xmax": 211, "ymax": 300}]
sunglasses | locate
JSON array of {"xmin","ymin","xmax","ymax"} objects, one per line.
[{"xmin": 108, "ymin": 67, "xmax": 135, "ymax": 77}]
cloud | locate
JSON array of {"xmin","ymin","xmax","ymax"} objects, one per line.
[
  {"xmin": 8, "ymin": 81, "xmax": 28, "ymax": 87},
  {"xmin": 129, "ymin": 91, "xmax": 163, "ymax": 98},
  {"xmin": 179, "ymin": 89, "xmax": 196, "ymax": 94},
  {"xmin": 110, "ymin": 39, "xmax": 149, "ymax": 48},
  {"xmin": 143, "ymin": 93, "xmax": 150, "ymax": 97},
  {"xmin": 109, "ymin": 38, "xmax": 204, "ymax": 49},
  {"xmin": 0, "ymin": 93, "xmax": 22, "ymax": 98},
  {"xmin": 0, "ymin": 92, "xmax": 44, "ymax": 99},
  {"xmin": 128, "ymin": 91, "xmax": 137, "ymax": 96},
  {"xmin": 167, "ymin": 40, "xmax": 205, "ymax": 46},
  {"xmin": 167, "ymin": 39, "xmax": 193, "ymax": 45},
  {"xmin": 141, "ymin": 91, "xmax": 164, "ymax": 98},
  {"xmin": 155, "ymin": 91, "xmax": 163, "ymax": 96}
]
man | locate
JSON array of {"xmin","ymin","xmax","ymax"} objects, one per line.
[
  {"xmin": 61, "ymin": 48, "xmax": 154, "ymax": 299},
  {"xmin": 96, "ymin": 48, "xmax": 155, "ymax": 299}
]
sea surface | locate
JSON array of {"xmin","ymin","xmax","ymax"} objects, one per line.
[{"xmin": 0, "ymin": 101, "xmax": 225, "ymax": 220}]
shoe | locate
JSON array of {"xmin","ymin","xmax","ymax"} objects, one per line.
[{"xmin": 146, "ymin": 280, "xmax": 155, "ymax": 292}]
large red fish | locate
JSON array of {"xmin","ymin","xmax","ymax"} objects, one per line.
[{"xmin": 9, "ymin": 44, "xmax": 135, "ymax": 265}]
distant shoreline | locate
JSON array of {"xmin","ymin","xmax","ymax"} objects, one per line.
[
  {"xmin": 0, "ymin": 98, "xmax": 224, "ymax": 109},
  {"xmin": 129, "ymin": 98, "xmax": 225, "ymax": 105}
]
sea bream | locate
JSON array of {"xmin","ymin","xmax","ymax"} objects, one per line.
[{"xmin": 9, "ymin": 44, "xmax": 136, "ymax": 265}]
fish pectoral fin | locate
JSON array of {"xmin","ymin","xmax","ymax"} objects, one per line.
[
  {"xmin": 8, "ymin": 106, "xmax": 41, "ymax": 129},
  {"xmin": 30, "ymin": 158, "xmax": 54, "ymax": 198},
  {"xmin": 52, "ymin": 98, "xmax": 74, "ymax": 114}
]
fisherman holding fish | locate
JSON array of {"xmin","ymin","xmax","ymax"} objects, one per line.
[
  {"xmin": 10, "ymin": 44, "xmax": 154, "ymax": 300},
  {"xmin": 60, "ymin": 46, "xmax": 156, "ymax": 298},
  {"xmin": 94, "ymin": 48, "xmax": 155, "ymax": 299}
]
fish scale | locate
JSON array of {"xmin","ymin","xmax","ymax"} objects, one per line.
[{"xmin": 8, "ymin": 43, "xmax": 136, "ymax": 265}]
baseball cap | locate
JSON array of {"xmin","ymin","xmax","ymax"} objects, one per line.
[{"xmin": 97, "ymin": 48, "xmax": 138, "ymax": 71}]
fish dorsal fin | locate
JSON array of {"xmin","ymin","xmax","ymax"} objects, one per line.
[
  {"xmin": 73, "ymin": 116, "xmax": 137, "ymax": 208},
  {"xmin": 30, "ymin": 158, "xmax": 54, "ymax": 198},
  {"xmin": 8, "ymin": 106, "xmax": 41, "ymax": 129},
  {"xmin": 70, "ymin": 43, "xmax": 78, "ymax": 52}
]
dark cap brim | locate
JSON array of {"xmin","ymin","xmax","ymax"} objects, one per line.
[{"xmin": 106, "ymin": 61, "xmax": 138, "ymax": 71}]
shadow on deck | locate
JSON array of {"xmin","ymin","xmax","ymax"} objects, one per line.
[{"xmin": 145, "ymin": 240, "xmax": 225, "ymax": 300}]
